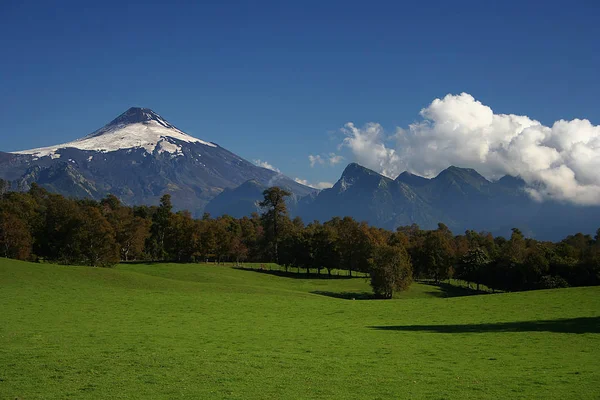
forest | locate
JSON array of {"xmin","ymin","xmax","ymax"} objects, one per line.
[{"xmin": 0, "ymin": 180, "xmax": 599, "ymax": 298}]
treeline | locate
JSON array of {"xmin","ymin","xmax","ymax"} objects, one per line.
[{"xmin": 0, "ymin": 182, "xmax": 599, "ymax": 297}]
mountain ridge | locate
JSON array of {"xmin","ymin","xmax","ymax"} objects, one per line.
[
  {"xmin": 1, "ymin": 107, "xmax": 314, "ymax": 215},
  {"xmin": 206, "ymin": 163, "xmax": 600, "ymax": 240}
]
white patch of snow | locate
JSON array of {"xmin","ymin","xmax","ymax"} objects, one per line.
[
  {"xmin": 157, "ymin": 138, "xmax": 182, "ymax": 155},
  {"xmin": 13, "ymin": 120, "xmax": 216, "ymax": 158},
  {"xmin": 339, "ymin": 178, "xmax": 351, "ymax": 192}
]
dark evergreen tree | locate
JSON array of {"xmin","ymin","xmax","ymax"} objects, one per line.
[
  {"xmin": 149, "ymin": 194, "xmax": 173, "ymax": 260},
  {"xmin": 259, "ymin": 187, "xmax": 291, "ymax": 264}
]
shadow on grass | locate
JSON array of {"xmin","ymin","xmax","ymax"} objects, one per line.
[
  {"xmin": 312, "ymin": 281, "xmax": 486, "ymax": 301},
  {"xmin": 311, "ymin": 291, "xmax": 377, "ymax": 300},
  {"xmin": 417, "ymin": 281, "xmax": 487, "ymax": 298},
  {"xmin": 119, "ymin": 261, "xmax": 171, "ymax": 265},
  {"xmin": 370, "ymin": 317, "xmax": 600, "ymax": 334},
  {"xmin": 233, "ymin": 267, "xmax": 367, "ymax": 280}
]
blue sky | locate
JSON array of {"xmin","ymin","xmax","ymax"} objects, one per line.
[{"xmin": 1, "ymin": 0, "xmax": 599, "ymax": 188}]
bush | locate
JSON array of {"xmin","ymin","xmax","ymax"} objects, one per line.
[{"xmin": 537, "ymin": 275, "xmax": 570, "ymax": 289}]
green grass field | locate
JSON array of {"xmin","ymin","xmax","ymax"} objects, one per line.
[{"xmin": 1, "ymin": 259, "xmax": 598, "ymax": 399}]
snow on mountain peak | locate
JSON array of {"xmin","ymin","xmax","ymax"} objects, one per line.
[{"xmin": 13, "ymin": 107, "xmax": 216, "ymax": 157}]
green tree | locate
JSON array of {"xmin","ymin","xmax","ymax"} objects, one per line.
[
  {"xmin": 74, "ymin": 206, "xmax": 119, "ymax": 267},
  {"xmin": 239, "ymin": 214, "xmax": 263, "ymax": 261},
  {"xmin": 101, "ymin": 195, "xmax": 150, "ymax": 261},
  {"xmin": 333, "ymin": 217, "xmax": 372, "ymax": 277},
  {"xmin": 456, "ymin": 248, "xmax": 490, "ymax": 291},
  {"xmin": 369, "ymin": 244, "xmax": 413, "ymax": 298},
  {"xmin": 422, "ymin": 229, "xmax": 455, "ymax": 283},
  {"xmin": 42, "ymin": 194, "xmax": 82, "ymax": 263},
  {"xmin": 315, "ymin": 222, "xmax": 341, "ymax": 277},
  {"xmin": 504, "ymin": 228, "xmax": 526, "ymax": 263},
  {"xmin": 166, "ymin": 210, "xmax": 199, "ymax": 262}
]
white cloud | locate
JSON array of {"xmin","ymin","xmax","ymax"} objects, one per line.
[
  {"xmin": 308, "ymin": 154, "xmax": 324, "ymax": 167},
  {"xmin": 339, "ymin": 93, "xmax": 600, "ymax": 205},
  {"xmin": 340, "ymin": 122, "xmax": 401, "ymax": 178},
  {"xmin": 294, "ymin": 178, "xmax": 334, "ymax": 190},
  {"xmin": 309, "ymin": 153, "xmax": 344, "ymax": 167},
  {"xmin": 253, "ymin": 159, "xmax": 280, "ymax": 173},
  {"xmin": 328, "ymin": 153, "xmax": 344, "ymax": 165}
]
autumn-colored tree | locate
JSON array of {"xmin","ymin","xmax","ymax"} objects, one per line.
[
  {"xmin": 229, "ymin": 236, "xmax": 248, "ymax": 264},
  {"xmin": 0, "ymin": 211, "xmax": 32, "ymax": 260}
]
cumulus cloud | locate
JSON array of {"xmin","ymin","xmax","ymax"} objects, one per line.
[
  {"xmin": 341, "ymin": 122, "xmax": 401, "ymax": 178},
  {"xmin": 253, "ymin": 159, "xmax": 280, "ymax": 173},
  {"xmin": 294, "ymin": 178, "xmax": 334, "ymax": 190},
  {"xmin": 309, "ymin": 153, "xmax": 344, "ymax": 167},
  {"xmin": 340, "ymin": 93, "xmax": 600, "ymax": 205}
]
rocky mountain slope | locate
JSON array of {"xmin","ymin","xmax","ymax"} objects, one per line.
[{"xmin": 0, "ymin": 107, "xmax": 314, "ymax": 214}]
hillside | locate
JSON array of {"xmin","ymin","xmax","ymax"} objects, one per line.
[{"xmin": 1, "ymin": 259, "xmax": 598, "ymax": 399}]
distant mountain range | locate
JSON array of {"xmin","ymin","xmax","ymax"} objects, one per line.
[
  {"xmin": 0, "ymin": 107, "xmax": 314, "ymax": 214},
  {"xmin": 208, "ymin": 163, "xmax": 600, "ymax": 241},
  {"xmin": 2, "ymin": 107, "xmax": 598, "ymax": 240}
]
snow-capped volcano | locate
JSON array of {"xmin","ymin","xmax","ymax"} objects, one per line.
[
  {"xmin": 1, "ymin": 107, "xmax": 314, "ymax": 215},
  {"xmin": 13, "ymin": 107, "xmax": 216, "ymax": 158}
]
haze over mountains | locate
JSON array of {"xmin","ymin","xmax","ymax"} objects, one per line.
[{"xmin": 1, "ymin": 107, "xmax": 598, "ymax": 241}]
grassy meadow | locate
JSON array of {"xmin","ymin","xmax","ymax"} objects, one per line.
[{"xmin": 1, "ymin": 259, "xmax": 599, "ymax": 399}]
